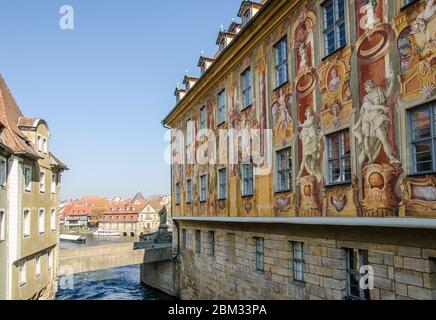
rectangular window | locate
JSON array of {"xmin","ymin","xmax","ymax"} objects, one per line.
[
  {"xmin": 218, "ymin": 167, "xmax": 227, "ymax": 200},
  {"xmin": 347, "ymin": 249, "xmax": 370, "ymax": 300},
  {"xmin": 186, "ymin": 179, "xmax": 193, "ymax": 204},
  {"xmin": 0, "ymin": 210, "xmax": 5, "ymax": 241},
  {"xmin": 200, "ymin": 174, "xmax": 207, "ymax": 202},
  {"xmin": 218, "ymin": 89, "xmax": 227, "ymax": 125},
  {"xmin": 241, "ymin": 68, "xmax": 252, "ymax": 109},
  {"xmin": 39, "ymin": 170, "xmax": 46, "ymax": 193},
  {"xmin": 43, "ymin": 138, "xmax": 48, "ymax": 154},
  {"xmin": 292, "ymin": 242, "xmax": 305, "ymax": 282},
  {"xmin": 195, "ymin": 230, "xmax": 201, "ymax": 255},
  {"xmin": 23, "ymin": 210, "xmax": 31, "ymax": 237},
  {"xmin": 50, "ymin": 209, "xmax": 56, "ymax": 231},
  {"xmin": 24, "ymin": 166, "xmax": 32, "ymax": 192},
  {"xmin": 48, "ymin": 250, "xmax": 53, "ymax": 270},
  {"xmin": 181, "ymin": 229, "xmax": 187, "ymax": 251},
  {"xmin": 37, "ymin": 135, "xmax": 42, "ymax": 152},
  {"xmin": 199, "ymin": 106, "xmax": 206, "ymax": 131},
  {"xmin": 227, "ymin": 233, "xmax": 236, "ymax": 264},
  {"xmin": 19, "ymin": 262, "xmax": 26, "ymax": 286},
  {"xmin": 0, "ymin": 156, "xmax": 6, "ymax": 187},
  {"xmin": 39, "ymin": 209, "xmax": 45, "ymax": 234},
  {"xmin": 242, "ymin": 164, "xmax": 254, "ymax": 197},
  {"xmin": 323, "ymin": 0, "xmax": 346, "ymax": 56},
  {"xmin": 208, "ymin": 231, "xmax": 215, "ymax": 257},
  {"xmin": 327, "ymin": 130, "xmax": 351, "ymax": 184},
  {"xmin": 276, "ymin": 148, "xmax": 292, "ymax": 192},
  {"xmin": 51, "ymin": 173, "xmax": 57, "ymax": 194},
  {"xmin": 241, "ymin": 9, "xmax": 251, "ymax": 26},
  {"xmin": 255, "ymin": 237, "xmax": 264, "ymax": 272},
  {"xmin": 175, "ymin": 183, "xmax": 181, "ymax": 205},
  {"xmin": 35, "ymin": 256, "xmax": 41, "ymax": 276},
  {"xmin": 409, "ymin": 103, "xmax": 436, "ymax": 174},
  {"xmin": 274, "ymin": 38, "xmax": 289, "ymax": 88}
]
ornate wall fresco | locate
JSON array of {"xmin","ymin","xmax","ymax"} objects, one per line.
[{"xmin": 170, "ymin": 0, "xmax": 436, "ymax": 220}]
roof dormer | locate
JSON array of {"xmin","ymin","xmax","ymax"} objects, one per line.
[
  {"xmin": 216, "ymin": 27, "xmax": 236, "ymax": 53},
  {"xmin": 174, "ymin": 86, "xmax": 186, "ymax": 103},
  {"xmin": 228, "ymin": 20, "xmax": 242, "ymax": 34},
  {"xmin": 183, "ymin": 75, "xmax": 199, "ymax": 91},
  {"xmin": 198, "ymin": 54, "xmax": 214, "ymax": 75},
  {"xmin": 237, "ymin": 1, "xmax": 263, "ymax": 27}
]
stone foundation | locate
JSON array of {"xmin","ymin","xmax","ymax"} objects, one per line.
[
  {"xmin": 174, "ymin": 221, "xmax": 436, "ymax": 300},
  {"xmin": 140, "ymin": 260, "xmax": 177, "ymax": 297}
]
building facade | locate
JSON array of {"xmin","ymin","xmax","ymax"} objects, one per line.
[
  {"xmin": 0, "ymin": 75, "xmax": 68, "ymax": 300},
  {"xmin": 163, "ymin": 0, "xmax": 436, "ymax": 300}
]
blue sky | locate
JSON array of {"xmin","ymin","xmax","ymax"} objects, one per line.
[{"xmin": 0, "ymin": 0, "xmax": 239, "ymax": 200}]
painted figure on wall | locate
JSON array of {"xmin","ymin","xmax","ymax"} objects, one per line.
[
  {"xmin": 410, "ymin": 0, "xmax": 436, "ymax": 49},
  {"xmin": 353, "ymin": 66, "xmax": 400, "ymax": 166},
  {"xmin": 328, "ymin": 67, "xmax": 342, "ymax": 92},
  {"xmin": 297, "ymin": 107, "xmax": 323, "ymax": 182},
  {"xmin": 299, "ymin": 42, "xmax": 307, "ymax": 69},
  {"xmin": 272, "ymin": 94, "xmax": 293, "ymax": 147}
]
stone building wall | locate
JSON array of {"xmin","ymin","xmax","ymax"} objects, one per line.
[
  {"xmin": 175, "ymin": 222, "xmax": 436, "ymax": 300},
  {"xmin": 140, "ymin": 260, "xmax": 177, "ymax": 297}
]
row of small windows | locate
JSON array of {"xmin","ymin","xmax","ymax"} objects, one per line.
[
  {"xmin": 18, "ymin": 249, "xmax": 54, "ymax": 286},
  {"xmin": 23, "ymin": 208, "xmax": 57, "ymax": 238},
  {"xmin": 176, "ymin": 101, "xmax": 436, "ymax": 205},
  {"xmin": 23, "ymin": 165, "xmax": 58, "ymax": 194},
  {"xmin": 182, "ymin": 229, "xmax": 372, "ymax": 300}
]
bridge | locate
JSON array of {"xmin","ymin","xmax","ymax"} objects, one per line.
[{"xmin": 58, "ymin": 242, "xmax": 173, "ymax": 276}]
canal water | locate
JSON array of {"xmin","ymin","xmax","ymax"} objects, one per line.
[{"xmin": 56, "ymin": 234, "xmax": 174, "ymax": 300}]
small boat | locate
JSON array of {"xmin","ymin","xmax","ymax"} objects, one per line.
[
  {"xmin": 60, "ymin": 234, "xmax": 87, "ymax": 243},
  {"xmin": 93, "ymin": 229, "xmax": 121, "ymax": 237}
]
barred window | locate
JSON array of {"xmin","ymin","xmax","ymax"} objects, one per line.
[
  {"xmin": 274, "ymin": 38, "xmax": 289, "ymax": 88},
  {"xmin": 292, "ymin": 242, "xmax": 305, "ymax": 282},
  {"xmin": 322, "ymin": 0, "xmax": 346, "ymax": 56},
  {"xmin": 327, "ymin": 130, "xmax": 351, "ymax": 185},
  {"xmin": 255, "ymin": 237, "xmax": 264, "ymax": 272},
  {"xmin": 347, "ymin": 249, "xmax": 370, "ymax": 300},
  {"xmin": 186, "ymin": 179, "xmax": 192, "ymax": 204},
  {"xmin": 208, "ymin": 231, "xmax": 215, "ymax": 257},
  {"xmin": 276, "ymin": 148, "xmax": 292, "ymax": 192},
  {"xmin": 195, "ymin": 230, "xmax": 201, "ymax": 254},
  {"xmin": 409, "ymin": 103, "xmax": 436, "ymax": 174}
]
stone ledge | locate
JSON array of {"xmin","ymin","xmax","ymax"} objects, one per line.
[{"xmin": 173, "ymin": 217, "xmax": 436, "ymax": 230}]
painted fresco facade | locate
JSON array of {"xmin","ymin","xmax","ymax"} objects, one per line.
[{"xmin": 164, "ymin": 0, "xmax": 436, "ymax": 300}]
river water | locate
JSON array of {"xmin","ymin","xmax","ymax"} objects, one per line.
[{"xmin": 56, "ymin": 234, "xmax": 174, "ymax": 300}]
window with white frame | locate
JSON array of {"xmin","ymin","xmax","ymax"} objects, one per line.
[
  {"xmin": 218, "ymin": 89, "xmax": 227, "ymax": 125},
  {"xmin": 292, "ymin": 242, "xmax": 305, "ymax": 282},
  {"xmin": 274, "ymin": 37, "xmax": 289, "ymax": 88},
  {"xmin": 39, "ymin": 170, "xmax": 46, "ymax": 193},
  {"xmin": 199, "ymin": 106, "xmax": 206, "ymax": 131},
  {"xmin": 347, "ymin": 249, "xmax": 370, "ymax": 300},
  {"xmin": 255, "ymin": 237, "xmax": 264, "ymax": 272},
  {"xmin": 50, "ymin": 209, "xmax": 56, "ymax": 231},
  {"xmin": 35, "ymin": 255, "xmax": 41, "ymax": 276},
  {"xmin": 0, "ymin": 210, "xmax": 5, "ymax": 241},
  {"xmin": 322, "ymin": 0, "xmax": 346, "ymax": 56},
  {"xmin": 24, "ymin": 166, "xmax": 32, "ymax": 192},
  {"xmin": 175, "ymin": 183, "xmax": 181, "ymax": 205},
  {"xmin": 48, "ymin": 250, "xmax": 53, "ymax": 270},
  {"xmin": 19, "ymin": 262, "xmax": 26, "ymax": 285},
  {"xmin": 51, "ymin": 173, "xmax": 57, "ymax": 194},
  {"xmin": 242, "ymin": 163, "xmax": 254, "ymax": 197},
  {"xmin": 23, "ymin": 210, "xmax": 31, "ymax": 237},
  {"xmin": 43, "ymin": 137, "xmax": 48, "ymax": 154},
  {"xmin": 241, "ymin": 9, "xmax": 251, "ymax": 26},
  {"xmin": 38, "ymin": 209, "xmax": 45, "ymax": 234},
  {"xmin": 200, "ymin": 174, "xmax": 207, "ymax": 202},
  {"xmin": 218, "ymin": 167, "xmax": 227, "ymax": 200},
  {"xmin": 241, "ymin": 67, "xmax": 252, "ymax": 109},
  {"xmin": 276, "ymin": 148, "xmax": 292, "ymax": 192},
  {"xmin": 409, "ymin": 103, "xmax": 436, "ymax": 174},
  {"xmin": 0, "ymin": 156, "xmax": 6, "ymax": 187},
  {"xmin": 186, "ymin": 179, "xmax": 193, "ymax": 204},
  {"xmin": 327, "ymin": 130, "xmax": 351, "ymax": 185}
]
